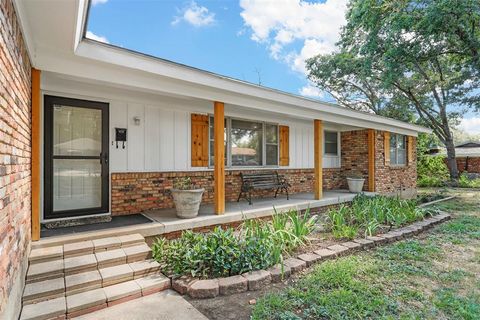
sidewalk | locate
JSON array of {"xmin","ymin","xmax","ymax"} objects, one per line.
[{"xmin": 72, "ymin": 290, "xmax": 209, "ymax": 320}]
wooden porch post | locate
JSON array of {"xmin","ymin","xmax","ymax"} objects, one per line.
[
  {"xmin": 367, "ymin": 129, "xmax": 376, "ymax": 192},
  {"xmin": 314, "ymin": 119, "xmax": 323, "ymax": 199},
  {"xmin": 214, "ymin": 101, "xmax": 225, "ymax": 214},
  {"xmin": 31, "ymin": 68, "xmax": 41, "ymax": 241}
]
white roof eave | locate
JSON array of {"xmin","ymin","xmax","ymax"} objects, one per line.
[{"xmin": 74, "ymin": 40, "xmax": 431, "ymax": 136}]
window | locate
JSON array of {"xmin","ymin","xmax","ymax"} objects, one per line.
[
  {"xmin": 209, "ymin": 117, "xmax": 279, "ymax": 167},
  {"xmin": 390, "ymin": 134, "xmax": 406, "ymax": 165},
  {"xmin": 324, "ymin": 131, "xmax": 338, "ymax": 155},
  {"xmin": 208, "ymin": 117, "xmax": 227, "ymax": 167}
]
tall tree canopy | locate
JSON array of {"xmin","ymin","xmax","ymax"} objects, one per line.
[{"xmin": 307, "ymin": 0, "xmax": 480, "ymax": 179}]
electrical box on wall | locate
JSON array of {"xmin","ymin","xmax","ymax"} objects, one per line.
[{"xmin": 115, "ymin": 127, "xmax": 127, "ymax": 149}]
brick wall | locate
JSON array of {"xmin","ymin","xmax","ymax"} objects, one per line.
[
  {"xmin": 111, "ymin": 168, "xmax": 343, "ymax": 215},
  {"xmin": 111, "ymin": 130, "xmax": 418, "ymax": 215},
  {"xmin": 375, "ymin": 131, "xmax": 417, "ymax": 196},
  {"xmin": 0, "ymin": 0, "xmax": 32, "ymax": 318},
  {"xmin": 340, "ymin": 130, "xmax": 369, "ymax": 191},
  {"xmin": 445, "ymin": 157, "xmax": 480, "ymax": 174}
]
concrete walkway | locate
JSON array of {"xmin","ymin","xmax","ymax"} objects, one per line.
[{"xmin": 72, "ymin": 290, "xmax": 208, "ymax": 320}]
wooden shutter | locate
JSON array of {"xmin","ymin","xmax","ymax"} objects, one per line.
[
  {"xmin": 191, "ymin": 114, "xmax": 209, "ymax": 167},
  {"xmin": 384, "ymin": 132, "xmax": 390, "ymax": 165},
  {"xmin": 279, "ymin": 125, "xmax": 290, "ymax": 166},
  {"xmin": 407, "ymin": 136, "xmax": 414, "ymax": 165}
]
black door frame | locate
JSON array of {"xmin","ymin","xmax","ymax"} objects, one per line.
[{"xmin": 44, "ymin": 95, "xmax": 109, "ymax": 220}]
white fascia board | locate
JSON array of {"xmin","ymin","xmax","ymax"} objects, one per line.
[
  {"xmin": 13, "ymin": 0, "xmax": 36, "ymax": 64},
  {"xmin": 74, "ymin": 41, "xmax": 431, "ymax": 135}
]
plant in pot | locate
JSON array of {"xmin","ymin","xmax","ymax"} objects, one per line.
[
  {"xmin": 346, "ymin": 173, "xmax": 365, "ymax": 193},
  {"xmin": 171, "ymin": 177, "xmax": 204, "ymax": 219}
]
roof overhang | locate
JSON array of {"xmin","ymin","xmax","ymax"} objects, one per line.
[{"xmin": 15, "ymin": 0, "xmax": 432, "ymax": 136}]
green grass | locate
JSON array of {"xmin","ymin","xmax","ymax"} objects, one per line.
[{"xmin": 252, "ymin": 191, "xmax": 480, "ymax": 320}]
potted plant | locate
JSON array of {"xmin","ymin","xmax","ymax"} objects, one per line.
[
  {"xmin": 171, "ymin": 177, "xmax": 204, "ymax": 219},
  {"xmin": 346, "ymin": 174, "xmax": 365, "ymax": 193}
]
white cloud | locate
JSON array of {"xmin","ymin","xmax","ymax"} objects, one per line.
[
  {"xmin": 91, "ymin": 0, "xmax": 108, "ymax": 6},
  {"xmin": 172, "ymin": 1, "xmax": 216, "ymax": 27},
  {"xmin": 240, "ymin": 0, "xmax": 348, "ymax": 75},
  {"xmin": 86, "ymin": 31, "xmax": 109, "ymax": 43},
  {"xmin": 459, "ymin": 117, "xmax": 480, "ymax": 134},
  {"xmin": 299, "ymin": 83, "xmax": 324, "ymax": 98}
]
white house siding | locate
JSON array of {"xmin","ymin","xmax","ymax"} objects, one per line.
[{"xmin": 41, "ymin": 75, "xmax": 342, "ymax": 174}]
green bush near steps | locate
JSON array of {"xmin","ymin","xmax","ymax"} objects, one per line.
[{"xmin": 152, "ymin": 209, "xmax": 316, "ymax": 278}]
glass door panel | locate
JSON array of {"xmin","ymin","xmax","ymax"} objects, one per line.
[{"xmin": 44, "ymin": 96, "xmax": 109, "ymax": 219}]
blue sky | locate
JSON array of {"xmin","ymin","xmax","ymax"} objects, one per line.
[
  {"xmin": 86, "ymin": 0, "xmax": 480, "ymax": 134},
  {"xmin": 86, "ymin": 0, "xmax": 348, "ymax": 100}
]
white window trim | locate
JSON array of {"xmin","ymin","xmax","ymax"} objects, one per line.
[
  {"xmin": 208, "ymin": 115, "xmax": 280, "ymax": 169},
  {"xmin": 323, "ymin": 130, "xmax": 341, "ymax": 169},
  {"xmin": 390, "ymin": 133, "xmax": 407, "ymax": 166}
]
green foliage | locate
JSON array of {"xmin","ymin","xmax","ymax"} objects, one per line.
[
  {"xmin": 152, "ymin": 210, "xmax": 316, "ymax": 278},
  {"xmin": 433, "ymin": 289, "xmax": 480, "ymax": 320},
  {"xmin": 252, "ymin": 257, "xmax": 397, "ymax": 320},
  {"xmin": 458, "ymin": 173, "xmax": 480, "ymax": 188},
  {"xmin": 306, "ymin": 0, "xmax": 480, "ymax": 179},
  {"xmin": 253, "ymin": 193, "xmax": 480, "ymax": 319},
  {"xmin": 172, "ymin": 176, "xmax": 194, "ymax": 190},
  {"xmin": 417, "ymin": 155, "xmax": 450, "ymax": 187},
  {"xmin": 326, "ymin": 195, "xmax": 428, "ymax": 239}
]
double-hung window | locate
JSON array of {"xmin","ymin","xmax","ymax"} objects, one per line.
[
  {"xmin": 390, "ymin": 134, "xmax": 406, "ymax": 165},
  {"xmin": 324, "ymin": 131, "xmax": 339, "ymax": 156},
  {"xmin": 209, "ymin": 116, "xmax": 279, "ymax": 167}
]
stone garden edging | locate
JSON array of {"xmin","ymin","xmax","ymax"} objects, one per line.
[{"xmin": 171, "ymin": 213, "xmax": 451, "ymax": 299}]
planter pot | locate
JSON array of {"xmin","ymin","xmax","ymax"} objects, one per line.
[
  {"xmin": 171, "ymin": 188, "xmax": 205, "ymax": 219},
  {"xmin": 347, "ymin": 178, "xmax": 365, "ymax": 193}
]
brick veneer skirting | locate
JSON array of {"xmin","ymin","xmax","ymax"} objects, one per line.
[
  {"xmin": 111, "ymin": 130, "xmax": 418, "ymax": 215},
  {"xmin": 0, "ymin": 1, "xmax": 32, "ymax": 318},
  {"xmin": 111, "ymin": 168, "xmax": 343, "ymax": 215}
]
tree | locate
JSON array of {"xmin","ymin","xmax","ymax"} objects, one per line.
[{"xmin": 307, "ymin": 0, "xmax": 480, "ymax": 179}]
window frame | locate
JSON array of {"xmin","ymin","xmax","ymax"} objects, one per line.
[
  {"xmin": 390, "ymin": 133, "xmax": 407, "ymax": 166},
  {"xmin": 323, "ymin": 130, "xmax": 340, "ymax": 157},
  {"xmin": 208, "ymin": 115, "xmax": 279, "ymax": 168}
]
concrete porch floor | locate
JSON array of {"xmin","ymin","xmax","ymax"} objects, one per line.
[
  {"xmin": 33, "ymin": 190, "xmax": 373, "ymax": 249},
  {"xmin": 144, "ymin": 190, "xmax": 373, "ymax": 234}
]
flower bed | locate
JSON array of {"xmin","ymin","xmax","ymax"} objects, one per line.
[
  {"xmin": 326, "ymin": 194, "xmax": 435, "ymax": 239},
  {"xmin": 152, "ymin": 210, "xmax": 316, "ymax": 278},
  {"xmin": 151, "ymin": 195, "xmax": 450, "ymax": 299},
  {"xmin": 171, "ymin": 213, "xmax": 451, "ymax": 299}
]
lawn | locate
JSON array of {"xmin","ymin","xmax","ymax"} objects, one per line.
[{"xmin": 252, "ymin": 190, "xmax": 480, "ymax": 320}]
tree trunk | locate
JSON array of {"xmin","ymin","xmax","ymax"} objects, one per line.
[{"xmin": 445, "ymin": 138, "xmax": 459, "ymax": 180}]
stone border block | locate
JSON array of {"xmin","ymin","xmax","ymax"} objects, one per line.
[
  {"xmin": 187, "ymin": 279, "xmax": 219, "ymax": 299},
  {"xmin": 218, "ymin": 275, "xmax": 248, "ymax": 295},
  {"xmin": 297, "ymin": 253, "xmax": 321, "ymax": 266},
  {"xmin": 242, "ymin": 270, "xmax": 271, "ymax": 291}
]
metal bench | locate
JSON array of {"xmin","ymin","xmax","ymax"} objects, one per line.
[{"xmin": 237, "ymin": 171, "xmax": 290, "ymax": 205}]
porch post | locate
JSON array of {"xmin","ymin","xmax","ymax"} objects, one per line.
[
  {"xmin": 214, "ymin": 101, "xmax": 225, "ymax": 214},
  {"xmin": 31, "ymin": 68, "xmax": 41, "ymax": 241},
  {"xmin": 314, "ymin": 119, "xmax": 323, "ymax": 199},
  {"xmin": 367, "ymin": 129, "xmax": 376, "ymax": 192}
]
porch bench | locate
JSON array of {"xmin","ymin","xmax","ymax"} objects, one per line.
[{"xmin": 237, "ymin": 171, "xmax": 290, "ymax": 205}]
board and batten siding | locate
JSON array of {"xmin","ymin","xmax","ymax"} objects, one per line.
[{"xmin": 109, "ymin": 102, "xmax": 341, "ymax": 172}]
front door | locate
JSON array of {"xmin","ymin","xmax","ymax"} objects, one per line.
[{"xmin": 44, "ymin": 95, "xmax": 109, "ymax": 219}]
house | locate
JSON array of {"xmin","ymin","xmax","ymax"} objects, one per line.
[
  {"xmin": 429, "ymin": 142, "xmax": 480, "ymax": 174},
  {"xmin": 0, "ymin": 0, "xmax": 431, "ymax": 318}
]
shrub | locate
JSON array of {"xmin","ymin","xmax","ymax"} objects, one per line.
[
  {"xmin": 326, "ymin": 194, "xmax": 430, "ymax": 239},
  {"xmin": 417, "ymin": 155, "xmax": 449, "ymax": 187},
  {"xmin": 458, "ymin": 173, "xmax": 480, "ymax": 188},
  {"xmin": 152, "ymin": 209, "xmax": 316, "ymax": 278}
]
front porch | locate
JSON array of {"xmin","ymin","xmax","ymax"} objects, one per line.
[{"xmin": 33, "ymin": 190, "xmax": 373, "ymax": 248}]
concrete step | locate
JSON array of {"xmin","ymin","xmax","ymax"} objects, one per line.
[
  {"xmin": 20, "ymin": 275, "xmax": 171, "ymax": 320},
  {"xmin": 29, "ymin": 234, "xmax": 145, "ymax": 265},
  {"xmin": 26, "ymin": 242, "xmax": 151, "ymax": 283},
  {"xmin": 23, "ymin": 259, "xmax": 161, "ymax": 304}
]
